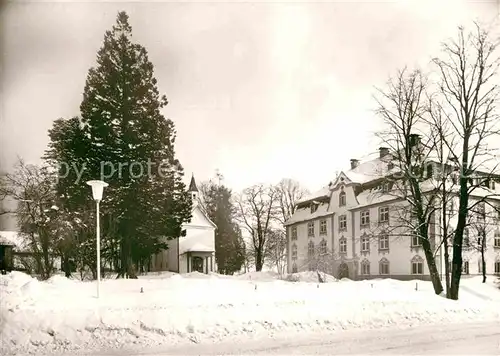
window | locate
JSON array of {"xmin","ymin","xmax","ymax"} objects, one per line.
[
  {"xmin": 360, "ymin": 260, "xmax": 370, "ymax": 275},
  {"xmin": 291, "ymin": 226, "xmax": 298, "ymax": 240},
  {"xmin": 308, "ymin": 222, "xmax": 315, "ymax": 237},
  {"xmin": 310, "ymin": 203, "xmax": 318, "ymax": 214},
  {"xmin": 292, "ymin": 244, "xmax": 298, "ymax": 260},
  {"xmin": 477, "ymin": 202, "xmax": 486, "ymax": 220},
  {"xmin": 447, "ymin": 200, "xmax": 455, "ymax": 215},
  {"xmin": 319, "ymin": 239, "xmax": 327, "ymax": 255},
  {"xmin": 339, "ymin": 215, "xmax": 347, "ymax": 230},
  {"xmin": 339, "ymin": 237, "xmax": 347, "ymax": 254},
  {"xmin": 495, "ymin": 261, "xmax": 500, "ymax": 275},
  {"xmin": 381, "ymin": 183, "xmax": 390, "ymax": 193},
  {"xmin": 379, "ymin": 233, "xmax": 389, "ymax": 250},
  {"xmin": 463, "ymin": 228, "xmax": 470, "ymax": 247},
  {"xmin": 494, "ymin": 230, "xmax": 500, "ymax": 248},
  {"xmin": 477, "ymin": 227, "xmax": 485, "ymax": 246},
  {"xmin": 361, "ymin": 234, "xmax": 370, "ymax": 252},
  {"xmin": 462, "ymin": 261, "xmax": 469, "ymax": 275},
  {"xmin": 292, "ymin": 263, "xmax": 298, "ymax": 273},
  {"xmin": 360, "ymin": 210, "xmax": 370, "ymax": 226},
  {"xmin": 411, "ymin": 255, "xmax": 424, "ymax": 275},
  {"xmin": 308, "ymin": 241, "xmax": 315, "ymax": 259},
  {"xmin": 379, "ymin": 258, "xmax": 390, "ymax": 275},
  {"xmin": 379, "ymin": 206, "xmax": 389, "ymax": 223},
  {"xmin": 478, "ymin": 259, "xmax": 483, "ymax": 273},
  {"xmin": 339, "ymin": 189, "xmax": 346, "ymax": 206},
  {"xmin": 320, "ymin": 219, "xmax": 327, "ymax": 235},
  {"xmin": 411, "ymin": 234, "xmax": 422, "ymax": 247}
]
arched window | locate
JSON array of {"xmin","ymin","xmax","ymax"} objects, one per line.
[
  {"xmin": 339, "ymin": 187, "xmax": 346, "ymax": 206},
  {"xmin": 411, "ymin": 255, "xmax": 424, "ymax": 275},
  {"xmin": 339, "ymin": 237, "xmax": 347, "ymax": 254},
  {"xmin": 360, "ymin": 259, "xmax": 370, "ymax": 275},
  {"xmin": 308, "ymin": 241, "xmax": 315, "ymax": 258},
  {"xmin": 319, "ymin": 239, "xmax": 327, "ymax": 255},
  {"xmin": 495, "ymin": 255, "xmax": 500, "ymax": 274},
  {"xmin": 379, "ymin": 258, "xmax": 390, "ymax": 275}
]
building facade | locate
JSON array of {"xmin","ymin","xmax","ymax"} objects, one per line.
[
  {"xmin": 285, "ymin": 148, "xmax": 500, "ymax": 280},
  {"xmin": 150, "ymin": 175, "xmax": 217, "ymax": 274}
]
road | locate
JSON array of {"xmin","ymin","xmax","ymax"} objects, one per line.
[{"xmin": 105, "ymin": 321, "xmax": 500, "ymax": 355}]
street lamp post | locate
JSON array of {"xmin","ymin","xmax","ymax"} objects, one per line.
[{"xmin": 86, "ymin": 180, "xmax": 108, "ymax": 298}]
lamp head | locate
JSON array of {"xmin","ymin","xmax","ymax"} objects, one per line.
[{"xmin": 86, "ymin": 180, "xmax": 109, "ymax": 201}]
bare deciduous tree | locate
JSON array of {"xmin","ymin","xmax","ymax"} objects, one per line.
[
  {"xmin": 374, "ymin": 68, "xmax": 445, "ymax": 295},
  {"xmin": 235, "ymin": 184, "xmax": 277, "ymax": 271},
  {"xmin": 0, "ymin": 160, "xmax": 62, "ymax": 279},
  {"xmin": 264, "ymin": 179, "xmax": 308, "ymax": 275},
  {"xmin": 274, "ymin": 179, "xmax": 309, "ymax": 225},
  {"xmin": 265, "ymin": 228, "xmax": 287, "ymax": 276},
  {"xmin": 431, "ymin": 23, "xmax": 500, "ymax": 300}
]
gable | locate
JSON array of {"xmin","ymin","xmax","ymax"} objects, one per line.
[
  {"xmin": 331, "ymin": 172, "xmax": 353, "ymax": 189},
  {"xmin": 184, "ymin": 205, "xmax": 216, "ymax": 229}
]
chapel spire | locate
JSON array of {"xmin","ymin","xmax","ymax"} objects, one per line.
[{"xmin": 188, "ymin": 174, "xmax": 198, "ymax": 201}]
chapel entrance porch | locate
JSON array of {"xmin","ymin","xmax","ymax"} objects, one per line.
[{"xmin": 185, "ymin": 251, "xmax": 214, "ymax": 274}]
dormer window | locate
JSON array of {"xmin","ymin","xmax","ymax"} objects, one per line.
[
  {"xmin": 339, "ymin": 187, "xmax": 346, "ymax": 206},
  {"xmin": 310, "ymin": 203, "xmax": 318, "ymax": 214}
]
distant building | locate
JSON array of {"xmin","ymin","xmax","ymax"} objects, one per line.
[
  {"xmin": 150, "ymin": 174, "xmax": 217, "ymax": 273},
  {"xmin": 285, "ymin": 146, "xmax": 500, "ymax": 280}
]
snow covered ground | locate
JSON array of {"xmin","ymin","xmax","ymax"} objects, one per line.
[
  {"xmin": 121, "ymin": 321, "xmax": 500, "ymax": 355},
  {"xmin": 1, "ymin": 271, "xmax": 499, "ymax": 356}
]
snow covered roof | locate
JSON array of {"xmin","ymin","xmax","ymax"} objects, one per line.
[
  {"xmin": 179, "ymin": 230, "xmax": 215, "ymax": 254},
  {"xmin": 296, "ymin": 186, "xmax": 331, "ymax": 204},
  {"xmin": 183, "ymin": 242, "xmax": 214, "ymax": 253},
  {"xmin": 342, "ymin": 157, "xmax": 394, "ymax": 185},
  {"xmin": 284, "ymin": 201, "xmax": 334, "ymax": 226}
]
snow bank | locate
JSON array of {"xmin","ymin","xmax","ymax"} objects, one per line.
[
  {"xmin": 285, "ymin": 271, "xmax": 337, "ymax": 283},
  {"xmin": 1, "ymin": 272, "xmax": 500, "ymax": 356},
  {"xmin": 235, "ymin": 271, "xmax": 281, "ymax": 281}
]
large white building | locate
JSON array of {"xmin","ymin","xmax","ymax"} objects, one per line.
[{"xmin": 285, "ymin": 147, "xmax": 500, "ymax": 280}]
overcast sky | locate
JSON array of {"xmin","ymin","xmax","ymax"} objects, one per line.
[{"xmin": 0, "ymin": 0, "xmax": 498, "ymax": 192}]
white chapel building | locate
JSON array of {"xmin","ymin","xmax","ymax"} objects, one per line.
[{"xmin": 150, "ymin": 175, "xmax": 217, "ymax": 274}]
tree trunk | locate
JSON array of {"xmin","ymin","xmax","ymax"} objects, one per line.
[
  {"xmin": 450, "ymin": 244, "xmax": 462, "ymax": 300},
  {"xmin": 443, "ymin": 239, "xmax": 451, "ymax": 297},
  {"xmin": 441, "ymin": 182, "xmax": 451, "ymax": 297},
  {"xmin": 62, "ymin": 256, "xmax": 72, "ymax": 278},
  {"xmin": 255, "ymin": 250, "xmax": 263, "ymax": 271},
  {"xmin": 481, "ymin": 243, "xmax": 487, "ymax": 283},
  {"xmin": 420, "ymin": 228, "xmax": 444, "ymax": 295},
  {"xmin": 117, "ymin": 236, "xmax": 130, "ymax": 278}
]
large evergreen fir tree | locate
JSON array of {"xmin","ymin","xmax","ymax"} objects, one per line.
[
  {"xmin": 45, "ymin": 11, "xmax": 192, "ymax": 277},
  {"xmin": 202, "ymin": 182, "xmax": 245, "ymax": 274}
]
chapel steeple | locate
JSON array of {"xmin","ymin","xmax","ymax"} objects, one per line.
[{"xmin": 188, "ymin": 174, "xmax": 199, "ymax": 202}]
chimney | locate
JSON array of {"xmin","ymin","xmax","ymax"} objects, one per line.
[
  {"xmin": 350, "ymin": 159, "xmax": 360, "ymax": 169},
  {"xmin": 379, "ymin": 147, "xmax": 390, "ymax": 158}
]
